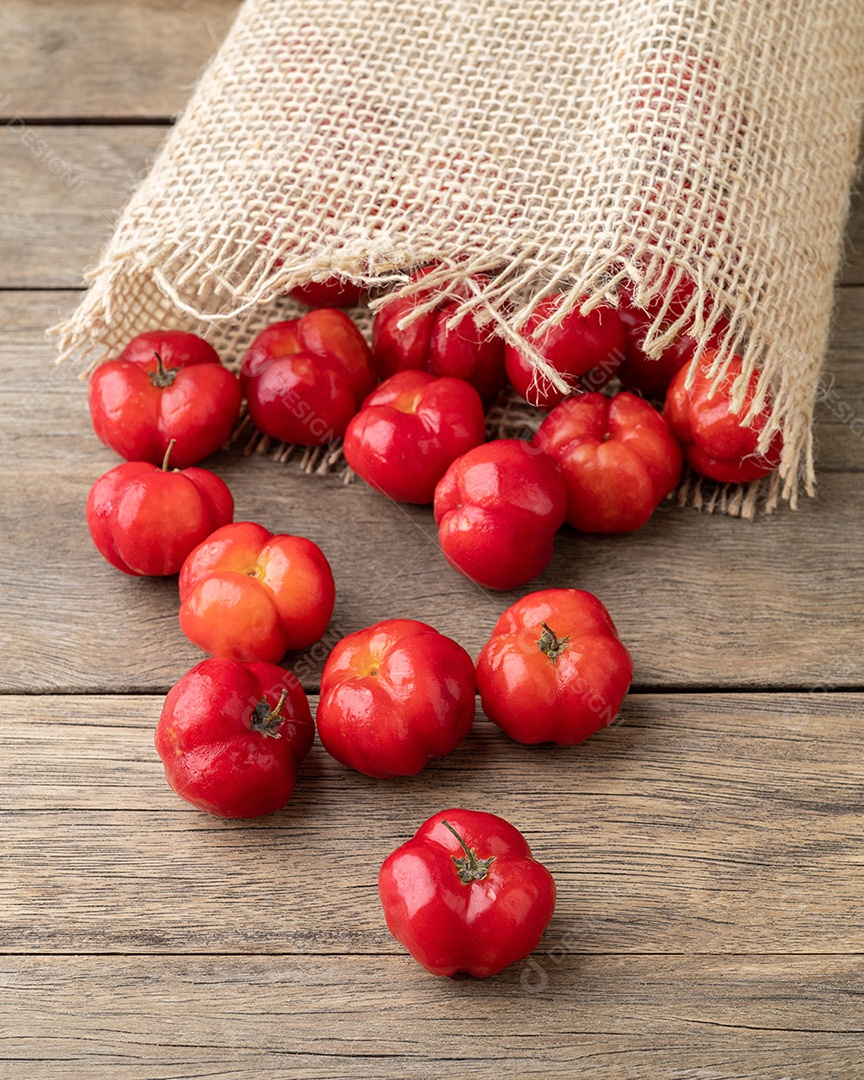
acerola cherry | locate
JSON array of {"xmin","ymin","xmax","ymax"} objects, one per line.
[
  {"xmin": 86, "ymin": 441, "xmax": 234, "ymax": 576},
  {"xmin": 535, "ymin": 392, "xmax": 682, "ymax": 532},
  {"xmin": 88, "ymin": 330, "xmax": 241, "ymax": 468},
  {"xmin": 179, "ymin": 521, "xmax": 336, "ymax": 662},
  {"xmin": 664, "ymin": 351, "xmax": 783, "ymax": 483},
  {"xmin": 504, "ymin": 295, "xmax": 626, "ymax": 410},
  {"xmin": 343, "ymin": 371, "xmax": 487, "ymax": 504},
  {"xmin": 373, "ymin": 267, "xmax": 506, "ymax": 403},
  {"xmin": 240, "ymin": 310, "xmax": 377, "ymax": 446},
  {"xmin": 434, "ymin": 440, "xmax": 567, "ymax": 591}
]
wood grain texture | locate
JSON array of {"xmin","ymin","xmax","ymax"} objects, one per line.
[
  {"xmin": 0, "ymin": 1, "xmax": 239, "ymax": 119},
  {"xmin": 1, "ymin": 290, "xmax": 862, "ymax": 693},
  {"xmin": 0, "ymin": 124, "xmax": 861, "ymax": 289},
  {"xmin": 2, "ymin": 693, "xmax": 863, "ymax": 956},
  {"xmin": 843, "ymin": 182, "xmax": 864, "ymax": 286},
  {"xmin": 0, "ymin": 128, "xmax": 166, "ymax": 288},
  {"xmin": 1, "ymin": 953, "xmax": 863, "ymax": 1079}
]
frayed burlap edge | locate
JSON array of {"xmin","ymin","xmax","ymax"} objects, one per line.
[{"xmin": 224, "ymin": 380, "xmax": 780, "ymax": 522}]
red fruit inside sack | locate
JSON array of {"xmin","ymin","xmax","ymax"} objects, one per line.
[
  {"xmin": 289, "ymin": 278, "xmax": 366, "ymax": 309},
  {"xmin": 664, "ymin": 351, "xmax": 783, "ymax": 483},
  {"xmin": 373, "ymin": 266, "xmax": 507, "ymax": 403},
  {"xmin": 504, "ymin": 295, "xmax": 626, "ymax": 411}
]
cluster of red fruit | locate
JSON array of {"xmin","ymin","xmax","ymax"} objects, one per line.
[
  {"xmin": 82, "ymin": 267, "xmax": 780, "ymax": 978},
  {"xmin": 298, "ymin": 269, "xmax": 781, "ymax": 590}
]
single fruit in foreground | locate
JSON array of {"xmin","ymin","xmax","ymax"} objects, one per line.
[
  {"xmin": 88, "ymin": 330, "xmax": 242, "ymax": 467},
  {"xmin": 86, "ymin": 441, "xmax": 234, "ymax": 575},
  {"xmin": 155, "ymin": 657, "xmax": 314, "ymax": 817},
  {"xmin": 316, "ymin": 619, "xmax": 476, "ymax": 777},
  {"xmin": 379, "ymin": 808, "xmax": 556, "ymax": 977},
  {"xmin": 179, "ymin": 521, "xmax": 336, "ymax": 662},
  {"xmin": 433, "ymin": 439, "xmax": 567, "ymax": 590},
  {"xmin": 476, "ymin": 588, "xmax": 633, "ymax": 745}
]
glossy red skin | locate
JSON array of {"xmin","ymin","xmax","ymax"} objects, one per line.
[
  {"xmin": 665, "ymin": 351, "xmax": 784, "ymax": 483},
  {"xmin": 618, "ymin": 301, "xmax": 731, "ymax": 399},
  {"xmin": 179, "ymin": 521, "xmax": 336, "ymax": 662},
  {"xmin": 88, "ymin": 330, "xmax": 242, "ymax": 468},
  {"xmin": 316, "ymin": 619, "xmax": 476, "ymax": 778},
  {"xmin": 154, "ymin": 658, "xmax": 314, "ymax": 818},
  {"xmin": 86, "ymin": 460, "xmax": 233, "ymax": 576},
  {"xmin": 504, "ymin": 295, "xmax": 626, "ymax": 410},
  {"xmin": 240, "ymin": 311, "xmax": 376, "ymax": 446},
  {"xmin": 289, "ymin": 277, "xmax": 366, "ymax": 308},
  {"xmin": 378, "ymin": 808, "xmax": 556, "ymax": 977},
  {"xmin": 534, "ymin": 392, "xmax": 682, "ymax": 533},
  {"xmin": 434, "ymin": 440, "xmax": 567, "ymax": 591},
  {"xmin": 476, "ymin": 588, "xmax": 633, "ymax": 745},
  {"xmin": 343, "ymin": 371, "xmax": 487, "ymax": 504},
  {"xmin": 373, "ymin": 267, "xmax": 506, "ymax": 403}
]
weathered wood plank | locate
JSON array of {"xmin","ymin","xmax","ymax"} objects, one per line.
[
  {"xmin": 0, "ymin": 127, "xmax": 165, "ymax": 288},
  {"xmin": 1, "ymin": 953, "xmax": 863, "ymax": 1079},
  {"xmin": 2, "ymin": 451, "xmax": 863, "ymax": 693},
  {"xmin": 845, "ymin": 182, "xmax": 864, "ymax": 285},
  {"xmin": 0, "ymin": 124, "xmax": 861, "ymax": 288},
  {"xmin": 2, "ymin": 693, "xmax": 863, "ymax": 955},
  {"xmin": 0, "ymin": 2, "xmax": 238, "ymax": 120}
]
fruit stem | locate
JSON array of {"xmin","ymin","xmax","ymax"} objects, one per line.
[
  {"xmin": 161, "ymin": 439, "xmax": 177, "ymax": 472},
  {"xmin": 148, "ymin": 351, "xmax": 180, "ymax": 389},
  {"xmin": 250, "ymin": 688, "xmax": 288, "ymax": 738},
  {"xmin": 441, "ymin": 819, "xmax": 495, "ymax": 885},
  {"xmin": 537, "ymin": 622, "xmax": 570, "ymax": 665}
]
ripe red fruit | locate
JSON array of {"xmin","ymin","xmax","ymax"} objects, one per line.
[
  {"xmin": 504, "ymin": 295, "xmax": 626, "ymax": 410},
  {"xmin": 343, "ymin": 371, "xmax": 487, "ymax": 504},
  {"xmin": 616, "ymin": 270, "xmax": 729, "ymax": 399},
  {"xmin": 434, "ymin": 440, "xmax": 567, "ymax": 591},
  {"xmin": 240, "ymin": 310, "xmax": 377, "ymax": 446},
  {"xmin": 155, "ymin": 658, "xmax": 314, "ymax": 818},
  {"xmin": 476, "ymin": 588, "xmax": 633, "ymax": 746},
  {"xmin": 665, "ymin": 351, "xmax": 784, "ymax": 483},
  {"xmin": 179, "ymin": 521, "xmax": 336, "ymax": 662},
  {"xmin": 373, "ymin": 267, "xmax": 506, "ymax": 403},
  {"xmin": 289, "ymin": 277, "xmax": 366, "ymax": 308},
  {"xmin": 379, "ymin": 809, "xmax": 556, "ymax": 977},
  {"xmin": 86, "ymin": 442, "xmax": 234, "ymax": 576},
  {"xmin": 88, "ymin": 330, "xmax": 242, "ymax": 468},
  {"xmin": 316, "ymin": 619, "xmax": 477, "ymax": 777},
  {"xmin": 535, "ymin": 392, "xmax": 682, "ymax": 532}
]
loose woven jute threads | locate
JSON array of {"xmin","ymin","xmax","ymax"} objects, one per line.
[{"xmin": 52, "ymin": 0, "xmax": 864, "ymax": 511}]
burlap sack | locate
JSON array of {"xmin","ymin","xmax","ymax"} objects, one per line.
[{"xmin": 53, "ymin": 0, "xmax": 864, "ymax": 512}]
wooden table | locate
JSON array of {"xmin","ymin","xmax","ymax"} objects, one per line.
[{"xmin": 2, "ymin": 4, "xmax": 863, "ymax": 1076}]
